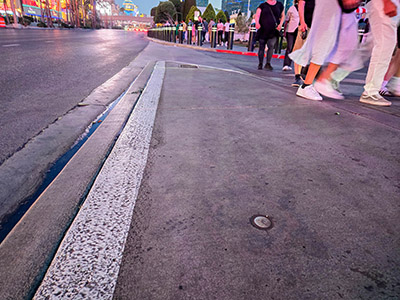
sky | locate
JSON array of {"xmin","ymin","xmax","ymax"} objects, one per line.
[{"xmin": 115, "ymin": 0, "xmax": 221, "ymax": 16}]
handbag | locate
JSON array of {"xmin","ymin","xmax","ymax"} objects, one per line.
[
  {"xmin": 301, "ymin": 29, "xmax": 308, "ymax": 40},
  {"xmin": 337, "ymin": 0, "xmax": 362, "ymax": 13},
  {"xmin": 267, "ymin": 4, "xmax": 283, "ymax": 38}
]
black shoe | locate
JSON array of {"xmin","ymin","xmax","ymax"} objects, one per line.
[
  {"xmin": 292, "ymin": 77, "xmax": 303, "ymax": 87},
  {"xmin": 264, "ymin": 63, "xmax": 273, "ymax": 70},
  {"xmin": 258, "ymin": 63, "xmax": 263, "ymax": 70}
]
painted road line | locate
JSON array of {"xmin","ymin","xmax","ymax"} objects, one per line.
[
  {"xmin": 2, "ymin": 44, "xmax": 20, "ymax": 47},
  {"xmin": 34, "ymin": 61, "xmax": 166, "ymax": 300}
]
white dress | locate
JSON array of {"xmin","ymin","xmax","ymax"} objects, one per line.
[{"xmin": 289, "ymin": 0, "xmax": 358, "ymax": 67}]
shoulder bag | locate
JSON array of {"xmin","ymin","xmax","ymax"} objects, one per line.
[{"xmin": 267, "ymin": 4, "xmax": 283, "ymax": 38}]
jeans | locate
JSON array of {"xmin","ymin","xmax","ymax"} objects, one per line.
[
  {"xmin": 258, "ymin": 37, "xmax": 277, "ymax": 66},
  {"xmin": 283, "ymin": 31, "xmax": 296, "ymax": 67}
]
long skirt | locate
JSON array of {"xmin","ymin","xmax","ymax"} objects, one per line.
[{"xmin": 289, "ymin": 0, "xmax": 358, "ymax": 67}]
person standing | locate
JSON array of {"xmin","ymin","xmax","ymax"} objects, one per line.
[
  {"xmin": 224, "ymin": 19, "xmax": 230, "ymax": 46},
  {"xmin": 255, "ymin": 0, "xmax": 285, "ymax": 70},
  {"xmin": 182, "ymin": 20, "xmax": 187, "ymax": 42},
  {"xmin": 217, "ymin": 19, "xmax": 224, "ymax": 46},
  {"xmin": 175, "ymin": 21, "xmax": 179, "ymax": 41},
  {"xmin": 202, "ymin": 18, "xmax": 208, "ymax": 43},
  {"xmin": 283, "ymin": 1, "xmax": 300, "ymax": 71},
  {"xmin": 208, "ymin": 18, "xmax": 215, "ymax": 42},
  {"xmin": 194, "ymin": 18, "xmax": 200, "ymax": 44}
]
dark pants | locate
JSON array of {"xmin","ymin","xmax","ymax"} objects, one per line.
[
  {"xmin": 283, "ymin": 31, "xmax": 297, "ymax": 67},
  {"xmin": 224, "ymin": 32, "xmax": 229, "ymax": 43},
  {"xmin": 201, "ymin": 31, "xmax": 206, "ymax": 42},
  {"xmin": 258, "ymin": 37, "xmax": 277, "ymax": 66},
  {"xmin": 218, "ymin": 31, "xmax": 223, "ymax": 45}
]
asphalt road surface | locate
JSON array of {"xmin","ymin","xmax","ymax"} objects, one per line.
[{"xmin": 0, "ymin": 29, "xmax": 148, "ymax": 164}]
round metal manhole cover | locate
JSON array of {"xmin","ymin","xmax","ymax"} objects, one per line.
[{"xmin": 250, "ymin": 215, "xmax": 273, "ymax": 230}]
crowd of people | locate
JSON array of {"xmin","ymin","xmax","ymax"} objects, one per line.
[
  {"xmin": 255, "ymin": 0, "xmax": 400, "ymax": 107},
  {"xmin": 158, "ymin": 0, "xmax": 399, "ymax": 107},
  {"xmin": 166, "ymin": 17, "xmax": 231, "ymax": 46}
]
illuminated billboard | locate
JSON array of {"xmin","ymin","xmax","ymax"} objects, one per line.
[
  {"xmin": 0, "ymin": 0, "xmax": 19, "ymax": 15},
  {"xmin": 21, "ymin": 0, "xmax": 65, "ymax": 19}
]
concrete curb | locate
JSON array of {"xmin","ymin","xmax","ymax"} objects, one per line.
[
  {"xmin": 147, "ymin": 37, "xmax": 285, "ymax": 59},
  {"xmin": 0, "ymin": 61, "xmax": 156, "ymax": 300},
  {"xmin": 34, "ymin": 61, "xmax": 165, "ymax": 300}
]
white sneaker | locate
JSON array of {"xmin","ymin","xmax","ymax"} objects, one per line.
[
  {"xmin": 282, "ymin": 65, "xmax": 292, "ymax": 71},
  {"xmin": 359, "ymin": 93, "xmax": 391, "ymax": 106},
  {"xmin": 296, "ymin": 85, "xmax": 323, "ymax": 101},
  {"xmin": 314, "ymin": 79, "xmax": 344, "ymax": 100}
]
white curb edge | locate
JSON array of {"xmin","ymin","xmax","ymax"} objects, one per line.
[{"xmin": 34, "ymin": 61, "xmax": 166, "ymax": 300}]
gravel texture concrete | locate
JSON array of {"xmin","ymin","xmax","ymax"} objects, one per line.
[{"xmin": 112, "ymin": 61, "xmax": 400, "ymax": 300}]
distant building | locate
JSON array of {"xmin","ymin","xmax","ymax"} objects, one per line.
[
  {"xmin": 222, "ymin": 0, "xmax": 293, "ymax": 16},
  {"xmin": 122, "ymin": 0, "xmax": 140, "ymax": 16},
  {"xmin": 196, "ymin": 0, "xmax": 209, "ymax": 7}
]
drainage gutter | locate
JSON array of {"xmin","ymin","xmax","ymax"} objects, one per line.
[{"xmin": 0, "ymin": 61, "xmax": 157, "ymax": 300}]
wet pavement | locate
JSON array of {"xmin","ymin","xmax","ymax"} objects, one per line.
[{"xmin": 0, "ymin": 29, "xmax": 149, "ymax": 164}]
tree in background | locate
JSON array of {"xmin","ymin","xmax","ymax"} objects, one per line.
[
  {"xmin": 169, "ymin": 0, "xmax": 182, "ymax": 12},
  {"xmin": 224, "ymin": 10, "xmax": 230, "ymax": 22},
  {"xmin": 185, "ymin": 5, "xmax": 200, "ymax": 23},
  {"xmin": 235, "ymin": 14, "xmax": 248, "ymax": 33},
  {"xmin": 155, "ymin": 1, "xmax": 176, "ymax": 23},
  {"xmin": 182, "ymin": 0, "xmax": 195, "ymax": 21},
  {"xmin": 150, "ymin": 6, "xmax": 156, "ymax": 17},
  {"xmin": 215, "ymin": 10, "xmax": 227, "ymax": 23},
  {"xmin": 201, "ymin": 3, "xmax": 215, "ymax": 22},
  {"xmin": 169, "ymin": 0, "xmax": 183, "ymax": 21}
]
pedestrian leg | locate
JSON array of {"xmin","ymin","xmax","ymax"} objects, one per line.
[
  {"xmin": 283, "ymin": 32, "xmax": 295, "ymax": 69},
  {"xmin": 258, "ymin": 39, "xmax": 266, "ymax": 69},
  {"xmin": 363, "ymin": 0, "xmax": 398, "ymax": 99},
  {"xmin": 265, "ymin": 37, "xmax": 277, "ymax": 69}
]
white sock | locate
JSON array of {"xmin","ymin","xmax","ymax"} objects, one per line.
[{"xmin": 381, "ymin": 80, "xmax": 388, "ymax": 89}]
